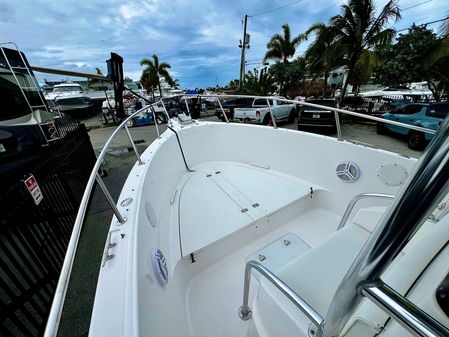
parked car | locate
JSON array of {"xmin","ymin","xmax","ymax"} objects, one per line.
[
  {"xmin": 297, "ymin": 99, "xmax": 338, "ymax": 134},
  {"xmin": 126, "ymin": 103, "xmax": 168, "ymax": 127},
  {"xmin": 377, "ymin": 102, "xmax": 449, "ymax": 150},
  {"xmin": 215, "ymin": 97, "xmax": 254, "ymax": 121},
  {"xmin": 233, "ymin": 97, "xmax": 296, "ymax": 124}
]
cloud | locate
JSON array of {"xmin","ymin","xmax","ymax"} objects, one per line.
[{"xmin": 1, "ymin": 0, "xmax": 446, "ymax": 88}]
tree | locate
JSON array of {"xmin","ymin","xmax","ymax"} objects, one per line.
[
  {"xmin": 304, "ymin": 23, "xmax": 343, "ymax": 97},
  {"xmin": 269, "ymin": 57, "xmax": 306, "ymax": 96},
  {"xmin": 375, "ymin": 26, "xmax": 449, "ymax": 99},
  {"xmin": 140, "ymin": 54, "xmax": 173, "ymax": 97},
  {"xmin": 140, "ymin": 67, "xmax": 158, "ymax": 99},
  {"xmin": 243, "ymin": 67, "xmax": 275, "ymax": 96},
  {"xmin": 172, "ymin": 79, "xmax": 180, "ymax": 89},
  {"xmin": 264, "ymin": 23, "xmax": 305, "ymax": 94},
  {"xmin": 87, "ymin": 67, "xmax": 106, "ymax": 89},
  {"xmin": 264, "ymin": 23, "xmax": 305, "ymax": 63},
  {"xmin": 329, "ymin": 0, "xmax": 401, "ymax": 98}
]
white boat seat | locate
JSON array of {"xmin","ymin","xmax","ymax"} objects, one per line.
[
  {"xmin": 179, "ymin": 161, "xmax": 315, "ymax": 257},
  {"xmin": 251, "ymin": 210, "xmax": 449, "ymax": 337},
  {"xmin": 252, "ymin": 223, "xmax": 371, "ymax": 337},
  {"xmin": 350, "ymin": 206, "xmax": 387, "ymax": 233}
]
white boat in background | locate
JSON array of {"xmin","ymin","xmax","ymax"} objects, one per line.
[
  {"xmin": 44, "ymin": 95, "xmax": 449, "ymax": 337},
  {"xmin": 359, "ymin": 82, "xmax": 433, "ymax": 99},
  {"xmin": 45, "ymin": 83, "xmax": 94, "ymax": 114}
]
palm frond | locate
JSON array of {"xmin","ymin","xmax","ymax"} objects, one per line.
[
  {"xmin": 140, "ymin": 58, "xmax": 153, "ymax": 67},
  {"xmin": 264, "ymin": 48, "xmax": 283, "ymax": 62}
]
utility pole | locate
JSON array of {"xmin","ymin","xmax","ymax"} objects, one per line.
[{"xmin": 239, "ymin": 14, "xmax": 249, "ymax": 91}]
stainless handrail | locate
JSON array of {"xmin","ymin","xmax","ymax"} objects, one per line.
[
  {"xmin": 43, "ymin": 102, "xmax": 162, "ymax": 337},
  {"xmin": 181, "ymin": 94, "xmax": 436, "ymax": 135},
  {"xmin": 334, "ymin": 110, "xmax": 342, "ymax": 139},
  {"xmin": 124, "ymin": 124, "xmax": 144, "ymax": 165},
  {"xmin": 362, "ymin": 282, "xmax": 449, "ymax": 337},
  {"xmin": 338, "ymin": 193, "xmax": 395, "ymax": 230},
  {"xmin": 216, "ymin": 97, "xmax": 230, "ymax": 123},
  {"xmin": 266, "ymin": 98, "xmax": 277, "ymax": 128},
  {"xmin": 239, "ymin": 260, "xmax": 323, "ymax": 327}
]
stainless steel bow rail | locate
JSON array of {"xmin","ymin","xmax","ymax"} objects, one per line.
[
  {"xmin": 44, "ymin": 94, "xmax": 440, "ymax": 337},
  {"xmin": 43, "ymin": 102, "xmax": 164, "ymax": 337},
  {"xmin": 182, "ymin": 94, "xmax": 437, "ymax": 140}
]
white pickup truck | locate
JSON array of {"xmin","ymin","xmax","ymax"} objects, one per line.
[{"xmin": 233, "ymin": 97, "xmax": 297, "ymax": 124}]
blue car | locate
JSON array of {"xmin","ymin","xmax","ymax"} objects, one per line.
[
  {"xmin": 126, "ymin": 107, "xmax": 168, "ymax": 127},
  {"xmin": 377, "ymin": 102, "xmax": 449, "ymax": 150}
]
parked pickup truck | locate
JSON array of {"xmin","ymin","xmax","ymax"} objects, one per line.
[{"xmin": 234, "ymin": 97, "xmax": 297, "ymax": 124}]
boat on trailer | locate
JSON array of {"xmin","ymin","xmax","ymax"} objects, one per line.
[{"xmin": 45, "ymin": 95, "xmax": 449, "ymax": 337}]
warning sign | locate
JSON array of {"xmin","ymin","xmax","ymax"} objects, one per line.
[{"xmin": 24, "ymin": 175, "xmax": 43, "ymax": 205}]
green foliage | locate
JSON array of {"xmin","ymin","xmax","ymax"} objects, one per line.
[
  {"xmin": 226, "ymin": 79, "xmax": 240, "ymax": 90},
  {"xmin": 87, "ymin": 67, "xmax": 106, "ymax": 89},
  {"xmin": 329, "ymin": 0, "xmax": 401, "ymax": 97},
  {"xmin": 375, "ymin": 26, "xmax": 436, "ymax": 86},
  {"xmin": 264, "ymin": 23, "xmax": 305, "ymax": 64},
  {"xmin": 140, "ymin": 54, "xmax": 173, "ymax": 97},
  {"xmin": 243, "ymin": 68, "xmax": 275, "ymax": 96},
  {"xmin": 269, "ymin": 57, "xmax": 306, "ymax": 95},
  {"xmin": 304, "ymin": 23, "xmax": 344, "ymax": 96},
  {"xmin": 374, "ymin": 25, "xmax": 449, "ymax": 99}
]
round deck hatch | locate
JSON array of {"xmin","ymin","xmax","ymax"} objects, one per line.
[
  {"xmin": 377, "ymin": 163, "xmax": 408, "ymax": 186},
  {"xmin": 151, "ymin": 248, "xmax": 168, "ymax": 286}
]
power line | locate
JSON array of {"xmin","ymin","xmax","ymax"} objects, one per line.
[
  {"xmin": 402, "ymin": 0, "xmax": 433, "ymax": 11},
  {"xmin": 250, "ymin": 0, "xmax": 305, "ymax": 17},
  {"xmin": 396, "ymin": 16, "xmax": 448, "ymax": 32}
]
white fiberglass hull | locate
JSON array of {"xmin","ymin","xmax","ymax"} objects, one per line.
[{"xmin": 89, "ymin": 120, "xmax": 449, "ymax": 337}]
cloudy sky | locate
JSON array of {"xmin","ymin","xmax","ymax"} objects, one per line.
[{"xmin": 0, "ymin": 0, "xmax": 447, "ymax": 88}]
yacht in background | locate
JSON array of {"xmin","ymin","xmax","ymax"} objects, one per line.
[{"xmin": 45, "ymin": 83, "xmax": 94, "ymax": 115}]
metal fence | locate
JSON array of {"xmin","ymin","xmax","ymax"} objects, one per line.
[
  {"xmin": 341, "ymin": 95, "xmax": 446, "ymax": 117},
  {"xmin": 0, "ymin": 122, "xmax": 96, "ymax": 337}
]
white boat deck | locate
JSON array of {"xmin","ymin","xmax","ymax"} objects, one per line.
[
  {"xmin": 184, "ymin": 208, "xmax": 340, "ymax": 337},
  {"xmin": 178, "ymin": 161, "xmax": 318, "ymax": 257},
  {"xmin": 175, "ymin": 161, "xmax": 340, "ymax": 336}
]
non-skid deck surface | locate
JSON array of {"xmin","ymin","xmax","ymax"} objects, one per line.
[{"xmin": 179, "ymin": 162, "xmax": 313, "ymax": 256}]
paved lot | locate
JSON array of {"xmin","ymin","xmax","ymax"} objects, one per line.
[
  {"xmin": 86, "ymin": 113, "xmax": 422, "ymax": 158},
  {"xmin": 58, "ymin": 112, "xmax": 423, "ymax": 337}
]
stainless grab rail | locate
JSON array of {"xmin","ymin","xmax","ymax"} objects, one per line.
[
  {"xmin": 338, "ymin": 193, "xmax": 395, "ymax": 230},
  {"xmin": 181, "ymin": 94, "xmax": 436, "ymax": 136},
  {"xmin": 362, "ymin": 282, "xmax": 449, "ymax": 337},
  {"xmin": 43, "ymin": 102, "xmax": 163, "ymax": 337},
  {"xmin": 239, "ymin": 260, "xmax": 324, "ymax": 327}
]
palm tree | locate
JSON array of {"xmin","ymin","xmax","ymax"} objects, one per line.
[
  {"xmin": 140, "ymin": 54, "xmax": 173, "ymax": 97},
  {"xmin": 172, "ymin": 79, "xmax": 180, "ymax": 89},
  {"xmin": 329, "ymin": 0, "xmax": 401, "ymax": 98},
  {"xmin": 244, "ymin": 67, "xmax": 275, "ymax": 96},
  {"xmin": 87, "ymin": 67, "xmax": 106, "ymax": 89},
  {"xmin": 304, "ymin": 23, "xmax": 343, "ymax": 97},
  {"xmin": 140, "ymin": 67, "xmax": 158, "ymax": 99},
  {"xmin": 264, "ymin": 23, "xmax": 305, "ymax": 64},
  {"xmin": 264, "ymin": 23, "xmax": 305, "ymax": 95}
]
